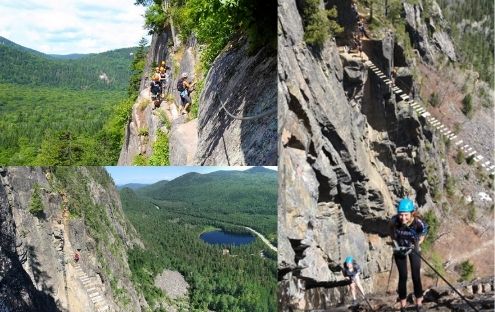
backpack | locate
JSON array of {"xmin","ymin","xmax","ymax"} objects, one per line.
[
  {"xmin": 177, "ymin": 78, "xmax": 185, "ymax": 92},
  {"xmin": 151, "ymin": 81, "xmax": 161, "ymax": 95}
]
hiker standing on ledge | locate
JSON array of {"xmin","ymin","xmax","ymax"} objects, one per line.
[
  {"xmin": 342, "ymin": 256, "xmax": 365, "ymax": 306},
  {"xmin": 390, "ymin": 198, "xmax": 428, "ymax": 312},
  {"xmin": 177, "ymin": 72, "xmax": 195, "ymax": 115}
]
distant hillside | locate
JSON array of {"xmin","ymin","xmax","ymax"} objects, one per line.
[
  {"xmin": 137, "ymin": 168, "xmax": 277, "ymax": 212},
  {"xmin": 0, "ymin": 36, "xmax": 45, "ymax": 56},
  {"xmin": 48, "ymin": 54, "xmax": 86, "ymax": 60},
  {"xmin": 116, "ymin": 183, "xmax": 149, "ymax": 190},
  {"xmin": 133, "ymin": 180, "xmax": 169, "ymax": 196},
  {"xmin": 0, "ymin": 36, "xmax": 135, "ymax": 90},
  {"xmin": 244, "ymin": 166, "xmax": 277, "ymax": 174},
  {"xmin": 0, "ymin": 36, "xmax": 147, "ymax": 165},
  {"xmin": 133, "ymin": 168, "xmax": 277, "ymax": 238}
]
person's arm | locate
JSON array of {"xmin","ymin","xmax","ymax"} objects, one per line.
[
  {"xmin": 342, "ymin": 268, "xmax": 350, "ymax": 280},
  {"xmin": 417, "ymin": 219, "xmax": 428, "ymax": 245},
  {"xmin": 418, "ymin": 235, "xmax": 425, "ymax": 245}
]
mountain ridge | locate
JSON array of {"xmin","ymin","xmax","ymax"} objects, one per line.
[{"xmin": 0, "ymin": 36, "xmax": 136, "ymax": 90}]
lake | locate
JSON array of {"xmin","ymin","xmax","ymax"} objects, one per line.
[{"xmin": 200, "ymin": 230, "xmax": 255, "ymax": 246}]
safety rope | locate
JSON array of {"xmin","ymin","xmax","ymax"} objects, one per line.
[
  {"xmin": 356, "ymin": 286, "xmax": 374, "ymax": 311},
  {"xmin": 411, "ymin": 249, "xmax": 480, "ymax": 312},
  {"xmin": 219, "ymin": 99, "xmax": 277, "ymax": 121}
]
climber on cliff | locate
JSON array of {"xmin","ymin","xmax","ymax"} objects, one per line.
[
  {"xmin": 351, "ymin": 1, "xmax": 359, "ymax": 21},
  {"xmin": 74, "ymin": 251, "xmax": 80, "ymax": 263},
  {"xmin": 159, "ymin": 66, "xmax": 170, "ymax": 88},
  {"xmin": 342, "ymin": 256, "xmax": 365, "ymax": 306},
  {"xmin": 357, "ymin": 39, "xmax": 363, "ymax": 59},
  {"xmin": 357, "ymin": 20, "xmax": 368, "ymax": 39},
  {"xmin": 177, "ymin": 72, "xmax": 195, "ymax": 115},
  {"xmin": 150, "ymin": 71, "xmax": 162, "ymax": 109},
  {"xmin": 390, "ymin": 198, "xmax": 428, "ymax": 312},
  {"xmin": 391, "ymin": 67, "xmax": 398, "ymax": 85}
]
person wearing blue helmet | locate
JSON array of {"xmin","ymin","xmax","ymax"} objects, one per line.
[
  {"xmin": 389, "ymin": 198, "xmax": 428, "ymax": 312},
  {"xmin": 342, "ymin": 256, "xmax": 364, "ymax": 306}
]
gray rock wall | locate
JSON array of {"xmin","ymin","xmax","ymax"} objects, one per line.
[
  {"xmin": 119, "ymin": 30, "xmax": 179, "ymax": 165},
  {"xmin": 195, "ymin": 36, "xmax": 277, "ymax": 165},
  {"xmin": 277, "ymin": 1, "xmax": 440, "ymax": 310},
  {"xmin": 0, "ymin": 167, "xmax": 143, "ymax": 312},
  {"xmin": 403, "ymin": 1, "xmax": 456, "ymax": 64},
  {"xmin": 120, "ymin": 31, "xmax": 277, "ymax": 165},
  {"xmin": 118, "ymin": 33, "xmax": 200, "ymax": 165},
  {"xmin": 0, "ymin": 168, "xmax": 59, "ymax": 312}
]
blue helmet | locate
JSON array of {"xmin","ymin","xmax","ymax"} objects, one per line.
[
  {"xmin": 397, "ymin": 198, "xmax": 414, "ymax": 213},
  {"xmin": 344, "ymin": 256, "xmax": 353, "ymax": 264}
]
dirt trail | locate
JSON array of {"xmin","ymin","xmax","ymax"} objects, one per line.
[{"xmin": 244, "ymin": 226, "xmax": 277, "ymax": 252}]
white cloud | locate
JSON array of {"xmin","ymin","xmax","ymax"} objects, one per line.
[{"xmin": 0, "ymin": 0, "xmax": 150, "ymax": 54}]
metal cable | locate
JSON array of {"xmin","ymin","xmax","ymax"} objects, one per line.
[
  {"xmin": 412, "ymin": 249, "xmax": 480, "ymax": 312},
  {"xmin": 219, "ymin": 99, "xmax": 276, "ymax": 121}
]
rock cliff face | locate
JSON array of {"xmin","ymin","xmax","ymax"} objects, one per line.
[
  {"xmin": 0, "ymin": 167, "xmax": 142, "ymax": 312},
  {"xmin": 403, "ymin": 1, "xmax": 456, "ymax": 64},
  {"xmin": 0, "ymin": 169, "xmax": 59, "ymax": 312},
  {"xmin": 277, "ymin": 1, "xmax": 448, "ymax": 310},
  {"xmin": 195, "ymin": 37, "xmax": 277, "ymax": 165},
  {"xmin": 118, "ymin": 29, "xmax": 198, "ymax": 165},
  {"xmin": 119, "ymin": 28, "xmax": 277, "ymax": 165}
]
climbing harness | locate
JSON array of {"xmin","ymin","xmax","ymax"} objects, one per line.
[
  {"xmin": 219, "ymin": 99, "xmax": 277, "ymax": 121},
  {"xmin": 410, "ymin": 249, "xmax": 480, "ymax": 312}
]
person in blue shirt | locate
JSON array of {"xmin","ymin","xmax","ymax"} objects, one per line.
[
  {"xmin": 342, "ymin": 256, "xmax": 365, "ymax": 306},
  {"xmin": 390, "ymin": 198, "xmax": 428, "ymax": 312}
]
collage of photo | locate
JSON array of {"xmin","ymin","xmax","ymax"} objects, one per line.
[{"xmin": 0, "ymin": 0, "xmax": 493, "ymax": 311}]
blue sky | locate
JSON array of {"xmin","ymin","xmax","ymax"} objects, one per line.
[
  {"xmin": 105, "ymin": 166, "xmax": 278, "ymax": 185},
  {"xmin": 0, "ymin": 0, "xmax": 149, "ymax": 54}
]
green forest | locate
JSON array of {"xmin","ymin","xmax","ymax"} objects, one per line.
[
  {"xmin": 436, "ymin": 0, "xmax": 494, "ymax": 85},
  {"xmin": 136, "ymin": 0, "xmax": 276, "ymax": 67},
  {"xmin": 0, "ymin": 83, "xmax": 124, "ymax": 164},
  {"xmin": 0, "ymin": 36, "xmax": 147, "ymax": 165},
  {"xmin": 353, "ymin": 0, "xmax": 494, "ymax": 85},
  {"xmin": 0, "ymin": 37, "xmax": 134, "ymax": 90},
  {"xmin": 120, "ymin": 168, "xmax": 277, "ymax": 312},
  {"xmin": 136, "ymin": 168, "xmax": 278, "ymax": 242}
]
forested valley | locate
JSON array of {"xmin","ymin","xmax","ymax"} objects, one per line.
[
  {"xmin": 120, "ymin": 168, "xmax": 277, "ymax": 312},
  {"xmin": 437, "ymin": 0, "xmax": 494, "ymax": 85},
  {"xmin": 0, "ymin": 36, "xmax": 147, "ymax": 164}
]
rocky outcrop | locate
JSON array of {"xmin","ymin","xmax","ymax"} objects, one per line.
[
  {"xmin": 403, "ymin": 1, "xmax": 456, "ymax": 64},
  {"xmin": 119, "ymin": 26, "xmax": 277, "ymax": 165},
  {"xmin": 327, "ymin": 278, "xmax": 494, "ymax": 311},
  {"xmin": 0, "ymin": 167, "xmax": 143, "ymax": 312},
  {"xmin": 118, "ymin": 29, "xmax": 198, "ymax": 165},
  {"xmin": 278, "ymin": 1, "xmax": 442, "ymax": 310},
  {"xmin": 195, "ymin": 36, "xmax": 277, "ymax": 165},
  {"xmin": 0, "ymin": 168, "xmax": 59, "ymax": 312},
  {"xmin": 169, "ymin": 119, "xmax": 198, "ymax": 165}
]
